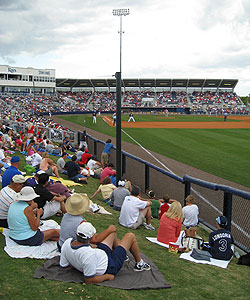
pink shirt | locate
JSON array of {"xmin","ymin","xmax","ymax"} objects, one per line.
[{"xmin": 100, "ymin": 167, "xmax": 116, "ymax": 183}]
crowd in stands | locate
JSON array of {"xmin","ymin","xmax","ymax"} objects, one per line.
[{"xmin": 0, "ymin": 89, "xmax": 248, "ymax": 115}]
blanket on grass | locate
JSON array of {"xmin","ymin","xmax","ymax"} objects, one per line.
[
  {"xmin": 33, "ymin": 252, "xmax": 171, "ymax": 290},
  {"xmin": 179, "ymin": 251, "xmax": 232, "ymax": 269},
  {"xmin": 3, "ymin": 220, "xmax": 60, "ymax": 259}
]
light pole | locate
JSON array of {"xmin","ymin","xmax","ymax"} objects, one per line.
[
  {"xmin": 112, "ymin": 8, "xmax": 130, "ymax": 184},
  {"xmin": 112, "ymin": 8, "xmax": 130, "ymax": 73}
]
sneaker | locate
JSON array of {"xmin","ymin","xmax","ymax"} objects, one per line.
[
  {"xmin": 144, "ymin": 223, "xmax": 155, "ymax": 231},
  {"xmin": 124, "ymin": 255, "xmax": 129, "ymax": 262},
  {"xmin": 134, "ymin": 262, "xmax": 151, "ymax": 272}
]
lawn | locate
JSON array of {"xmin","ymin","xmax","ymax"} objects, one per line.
[
  {"xmin": 60, "ymin": 114, "xmax": 250, "ymax": 187},
  {"xmin": 0, "ymin": 154, "xmax": 250, "ymax": 300}
]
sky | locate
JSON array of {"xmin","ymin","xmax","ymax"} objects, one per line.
[{"xmin": 0, "ymin": 0, "xmax": 250, "ymax": 95}]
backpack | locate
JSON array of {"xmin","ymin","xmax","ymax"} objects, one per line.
[{"xmin": 237, "ymin": 252, "xmax": 250, "ymax": 266}]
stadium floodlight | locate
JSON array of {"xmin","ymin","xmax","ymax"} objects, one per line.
[
  {"xmin": 112, "ymin": 8, "xmax": 130, "ymax": 73},
  {"xmin": 112, "ymin": 8, "xmax": 130, "ymax": 185}
]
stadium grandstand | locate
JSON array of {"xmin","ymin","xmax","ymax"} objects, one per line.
[{"xmin": 0, "ymin": 65, "xmax": 248, "ymax": 115}]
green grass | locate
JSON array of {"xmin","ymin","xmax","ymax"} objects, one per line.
[
  {"xmin": 60, "ymin": 114, "xmax": 250, "ymax": 187},
  {"xmin": 1, "ymin": 154, "xmax": 250, "ymax": 300}
]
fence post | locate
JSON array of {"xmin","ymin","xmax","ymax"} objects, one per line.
[
  {"xmin": 184, "ymin": 181, "xmax": 191, "ymax": 206},
  {"xmin": 145, "ymin": 165, "xmax": 149, "ymax": 192},
  {"xmin": 223, "ymin": 192, "xmax": 232, "ymax": 231},
  {"xmin": 122, "ymin": 154, "xmax": 126, "ymax": 175},
  {"xmin": 94, "ymin": 141, "xmax": 97, "ymax": 156}
]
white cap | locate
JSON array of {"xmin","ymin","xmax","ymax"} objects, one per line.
[
  {"xmin": 12, "ymin": 174, "xmax": 26, "ymax": 184},
  {"xmin": 77, "ymin": 222, "xmax": 96, "ymax": 239}
]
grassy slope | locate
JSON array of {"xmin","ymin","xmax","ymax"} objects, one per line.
[
  {"xmin": 60, "ymin": 115, "xmax": 250, "ymax": 187},
  {"xmin": 1, "ymin": 154, "xmax": 250, "ymax": 300}
]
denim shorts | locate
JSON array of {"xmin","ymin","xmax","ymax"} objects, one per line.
[{"xmin": 97, "ymin": 243, "xmax": 126, "ymax": 276}]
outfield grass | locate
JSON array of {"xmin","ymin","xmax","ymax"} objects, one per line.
[
  {"xmin": 60, "ymin": 115, "xmax": 250, "ymax": 188},
  {"xmin": 0, "ymin": 154, "xmax": 250, "ymax": 300}
]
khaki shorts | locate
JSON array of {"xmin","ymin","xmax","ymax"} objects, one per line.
[{"xmin": 130, "ymin": 212, "xmax": 145, "ymax": 230}]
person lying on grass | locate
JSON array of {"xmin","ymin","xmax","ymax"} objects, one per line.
[
  {"xmin": 58, "ymin": 193, "xmax": 118, "ymax": 252},
  {"xmin": 60, "ymin": 222, "xmax": 151, "ymax": 284}
]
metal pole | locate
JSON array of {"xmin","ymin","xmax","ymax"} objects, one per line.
[
  {"xmin": 116, "ymin": 72, "xmax": 122, "ymax": 184},
  {"xmin": 120, "ymin": 15, "xmax": 122, "ymax": 73}
]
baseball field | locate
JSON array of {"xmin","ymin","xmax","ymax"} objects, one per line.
[{"xmin": 60, "ymin": 114, "xmax": 250, "ymax": 188}]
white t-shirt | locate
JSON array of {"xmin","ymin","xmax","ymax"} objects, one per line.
[
  {"xmin": 0, "ymin": 186, "xmax": 18, "ymax": 219},
  {"xmin": 31, "ymin": 153, "xmax": 42, "ymax": 167},
  {"xmin": 119, "ymin": 195, "xmax": 147, "ymax": 228},
  {"xmin": 87, "ymin": 159, "xmax": 97, "ymax": 170},
  {"xmin": 183, "ymin": 204, "xmax": 199, "ymax": 226},
  {"xmin": 0, "ymin": 149, "xmax": 5, "ymax": 160},
  {"xmin": 60, "ymin": 238, "xmax": 108, "ymax": 278}
]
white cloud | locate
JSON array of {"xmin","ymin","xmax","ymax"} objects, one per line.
[{"xmin": 0, "ymin": 0, "xmax": 249, "ymax": 95}]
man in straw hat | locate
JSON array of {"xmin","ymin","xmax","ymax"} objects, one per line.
[
  {"xmin": 58, "ymin": 193, "xmax": 116, "ymax": 252},
  {"xmin": 7, "ymin": 186, "xmax": 60, "ymax": 246},
  {"xmin": 60, "ymin": 221, "xmax": 151, "ymax": 283},
  {"xmin": 0, "ymin": 174, "xmax": 26, "ymax": 228}
]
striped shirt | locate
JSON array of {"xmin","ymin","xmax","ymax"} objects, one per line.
[{"xmin": 0, "ymin": 186, "xmax": 18, "ymax": 219}]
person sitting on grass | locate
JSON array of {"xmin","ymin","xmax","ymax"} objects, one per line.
[
  {"xmin": 60, "ymin": 222, "xmax": 151, "ymax": 284},
  {"xmin": 90, "ymin": 176, "xmax": 116, "ymax": 203},
  {"xmin": 33, "ymin": 173, "xmax": 67, "ymax": 219},
  {"xmin": 182, "ymin": 195, "xmax": 199, "ymax": 227},
  {"xmin": 100, "ymin": 163, "xmax": 116, "ymax": 184},
  {"xmin": 40, "ymin": 152, "xmax": 61, "ymax": 178},
  {"xmin": 64, "ymin": 155, "xmax": 88, "ymax": 184},
  {"xmin": 7, "ymin": 186, "xmax": 60, "ymax": 246},
  {"xmin": 158, "ymin": 194, "xmax": 175, "ymax": 219},
  {"xmin": 208, "ymin": 216, "xmax": 234, "ymax": 260},
  {"xmin": 110, "ymin": 179, "xmax": 130, "ymax": 211},
  {"xmin": 58, "ymin": 193, "xmax": 118, "ymax": 252},
  {"xmin": 119, "ymin": 185, "xmax": 155, "ymax": 231},
  {"xmin": 157, "ymin": 201, "xmax": 183, "ymax": 245}
]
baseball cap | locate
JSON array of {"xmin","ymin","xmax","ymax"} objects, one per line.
[
  {"xmin": 77, "ymin": 222, "xmax": 96, "ymax": 239},
  {"xmin": 11, "ymin": 156, "xmax": 20, "ymax": 163},
  {"xmin": 216, "ymin": 216, "xmax": 228, "ymax": 227},
  {"xmin": 85, "ymin": 149, "xmax": 89, "ymax": 153},
  {"xmin": 12, "ymin": 174, "xmax": 26, "ymax": 184},
  {"xmin": 16, "ymin": 186, "xmax": 39, "ymax": 202}
]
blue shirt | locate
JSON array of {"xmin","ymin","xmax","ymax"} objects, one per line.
[
  {"xmin": 103, "ymin": 143, "xmax": 113, "ymax": 154},
  {"xmin": 2, "ymin": 166, "xmax": 22, "ymax": 188}
]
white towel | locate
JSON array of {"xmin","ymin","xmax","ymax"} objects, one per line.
[
  {"xmin": 179, "ymin": 251, "xmax": 232, "ymax": 269},
  {"xmin": 3, "ymin": 220, "xmax": 60, "ymax": 259}
]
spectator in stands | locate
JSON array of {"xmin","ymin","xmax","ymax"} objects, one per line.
[
  {"xmin": 7, "ymin": 186, "xmax": 60, "ymax": 246},
  {"xmin": 101, "ymin": 139, "xmax": 113, "ymax": 167},
  {"xmin": 182, "ymin": 195, "xmax": 199, "ymax": 227},
  {"xmin": 64, "ymin": 155, "xmax": 88, "ymax": 184},
  {"xmin": 40, "ymin": 152, "xmax": 61, "ymax": 178},
  {"xmin": 78, "ymin": 149, "xmax": 92, "ymax": 166},
  {"xmin": 100, "ymin": 163, "xmax": 116, "ymax": 184},
  {"xmin": 110, "ymin": 179, "xmax": 130, "ymax": 211},
  {"xmin": 0, "ymin": 174, "xmax": 26, "ymax": 228},
  {"xmin": 33, "ymin": 173, "xmax": 67, "ymax": 219},
  {"xmin": 57, "ymin": 152, "xmax": 68, "ymax": 175},
  {"xmin": 208, "ymin": 216, "xmax": 234, "ymax": 260},
  {"xmin": 119, "ymin": 185, "xmax": 155, "ymax": 231},
  {"xmin": 2, "ymin": 156, "xmax": 22, "ymax": 188},
  {"xmin": 31, "ymin": 149, "xmax": 43, "ymax": 169},
  {"xmin": 158, "ymin": 194, "xmax": 172, "ymax": 219},
  {"xmin": 157, "ymin": 201, "xmax": 183, "ymax": 245},
  {"xmin": 91, "ymin": 176, "xmax": 117, "ymax": 203}
]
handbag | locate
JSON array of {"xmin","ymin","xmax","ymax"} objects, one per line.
[{"xmin": 190, "ymin": 248, "xmax": 212, "ymax": 261}]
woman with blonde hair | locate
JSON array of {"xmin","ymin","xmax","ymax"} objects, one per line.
[{"xmin": 157, "ymin": 201, "xmax": 183, "ymax": 245}]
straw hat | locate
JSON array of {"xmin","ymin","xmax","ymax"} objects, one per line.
[{"xmin": 65, "ymin": 193, "xmax": 90, "ymax": 215}]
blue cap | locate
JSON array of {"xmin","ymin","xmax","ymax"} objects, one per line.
[
  {"xmin": 11, "ymin": 156, "xmax": 20, "ymax": 163},
  {"xmin": 216, "ymin": 216, "xmax": 228, "ymax": 227}
]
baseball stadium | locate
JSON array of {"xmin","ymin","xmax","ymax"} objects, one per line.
[{"xmin": 0, "ymin": 65, "xmax": 249, "ymax": 299}]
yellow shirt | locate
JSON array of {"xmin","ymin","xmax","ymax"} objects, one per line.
[{"xmin": 99, "ymin": 184, "xmax": 116, "ymax": 200}]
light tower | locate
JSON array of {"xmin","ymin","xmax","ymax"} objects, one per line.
[{"xmin": 112, "ymin": 8, "xmax": 130, "ymax": 184}]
